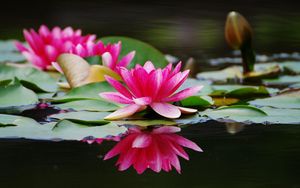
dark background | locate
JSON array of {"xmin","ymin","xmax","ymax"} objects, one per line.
[{"xmin": 2, "ymin": 0, "xmax": 300, "ymax": 60}]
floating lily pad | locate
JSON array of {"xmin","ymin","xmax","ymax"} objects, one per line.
[
  {"xmin": 0, "ymin": 114, "xmax": 54, "ymax": 139},
  {"xmin": 0, "ymin": 40, "xmax": 26, "ymax": 63},
  {"xmin": 52, "ymin": 82, "xmax": 114, "ymax": 103},
  {"xmin": 197, "ymin": 64, "xmax": 280, "ymax": 83},
  {"xmin": 199, "ymin": 105, "xmax": 267, "ymax": 124},
  {"xmin": 0, "ymin": 64, "xmax": 57, "ymax": 92},
  {"xmin": 114, "ymin": 119, "xmax": 177, "ymax": 127},
  {"xmin": 197, "ymin": 66, "xmax": 243, "ymax": 82},
  {"xmin": 280, "ymin": 61, "xmax": 300, "ymax": 74},
  {"xmin": 200, "ymin": 105, "xmax": 300, "ymax": 124},
  {"xmin": 53, "ymin": 99, "xmax": 119, "ymax": 112},
  {"xmin": 250, "ymin": 90, "xmax": 300, "ymax": 109},
  {"xmin": 101, "ymin": 36, "xmax": 168, "ymax": 68},
  {"xmin": 263, "ymin": 75, "xmax": 300, "ymax": 86},
  {"xmin": 51, "ymin": 120, "xmax": 127, "ymax": 141},
  {"xmin": 0, "ymin": 80, "xmax": 38, "ymax": 113},
  {"xmin": 49, "ymin": 111, "xmax": 110, "ymax": 125},
  {"xmin": 0, "ymin": 114, "xmax": 127, "ymax": 140},
  {"xmin": 180, "ymin": 96, "xmax": 214, "ymax": 108},
  {"xmin": 211, "ymin": 85, "xmax": 278, "ymax": 98}
]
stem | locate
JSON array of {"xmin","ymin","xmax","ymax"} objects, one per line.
[{"xmin": 241, "ymin": 42, "xmax": 255, "ymax": 74}]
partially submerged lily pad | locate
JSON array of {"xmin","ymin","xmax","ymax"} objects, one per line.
[
  {"xmin": 250, "ymin": 90, "xmax": 300, "ymax": 109},
  {"xmin": 200, "ymin": 105, "xmax": 300, "ymax": 124},
  {"xmin": 0, "ymin": 114, "xmax": 127, "ymax": 140},
  {"xmin": 180, "ymin": 96, "xmax": 214, "ymax": 108},
  {"xmin": 53, "ymin": 99, "xmax": 119, "ymax": 112},
  {"xmin": 0, "ymin": 80, "xmax": 38, "ymax": 113},
  {"xmin": 0, "ymin": 64, "xmax": 57, "ymax": 92},
  {"xmin": 52, "ymin": 82, "xmax": 115, "ymax": 103},
  {"xmin": 0, "ymin": 40, "xmax": 26, "ymax": 63},
  {"xmin": 49, "ymin": 111, "xmax": 110, "ymax": 125},
  {"xmin": 51, "ymin": 120, "xmax": 127, "ymax": 141}
]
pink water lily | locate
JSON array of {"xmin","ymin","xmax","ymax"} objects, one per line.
[
  {"xmin": 99, "ymin": 61, "xmax": 203, "ymax": 119},
  {"xmin": 104, "ymin": 126, "xmax": 203, "ymax": 174},
  {"xmin": 15, "ymin": 25, "xmax": 135, "ymax": 71},
  {"xmin": 15, "ymin": 25, "xmax": 95, "ymax": 70}
]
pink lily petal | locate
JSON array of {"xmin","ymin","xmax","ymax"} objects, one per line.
[
  {"xmin": 133, "ymin": 97, "xmax": 152, "ymax": 105},
  {"xmin": 143, "ymin": 61, "xmax": 155, "ymax": 73},
  {"xmin": 45, "ymin": 45, "xmax": 58, "ymax": 61},
  {"xmin": 118, "ymin": 51, "xmax": 135, "ymax": 67},
  {"xmin": 102, "ymin": 52, "xmax": 113, "ymax": 68},
  {"xmin": 168, "ymin": 134, "xmax": 203, "ymax": 152},
  {"xmin": 105, "ymin": 75, "xmax": 132, "ymax": 98},
  {"xmin": 104, "ymin": 104, "xmax": 143, "ymax": 120},
  {"xmin": 163, "ymin": 85, "xmax": 203, "ymax": 102},
  {"xmin": 104, "ymin": 134, "xmax": 137, "ymax": 160},
  {"xmin": 120, "ymin": 68, "xmax": 143, "ymax": 97},
  {"xmin": 132, "ymin": 134, "xmax": 152, "ymax": 148},
  {"xmin": 150, "ymin": 102, "xmax": 181, "ymax": 119},
  {"xmin": 178, "ymin": 106, "xmax": 198, "ymax": 114},
  {"xmin": 15, "ymin": 41, "xmax": 28, "ymax": 52},
  {"xmin": 153, "ymin": 126, "xmax": 181, "ymax": 134},
  {"xmin": 51, "ymin": 62, "xmax": 64, "ymax": 74},
  {"xmin": 171, "ymin": 61, "xmax": 182, "ymax": 76},
  {"xmin": 99, "ymin": 92, "xmax": 133, "ymax": 104}
]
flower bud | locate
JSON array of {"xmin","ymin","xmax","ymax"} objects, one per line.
[{"xmin": 225, "ymin": 11, "xmax": 253, "ymax": 49}]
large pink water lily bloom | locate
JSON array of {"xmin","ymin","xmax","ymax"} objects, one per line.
[
  {"xmin": 99, "ymin": 61, "xmax": 203, "ymax": 119},
  {"xmin": 15, "ymin": 25, "xmax": 96, "ymax": 70},
  {"xmin": 104, "ymin": 126, "xmax": 203, "ymax": 174}
]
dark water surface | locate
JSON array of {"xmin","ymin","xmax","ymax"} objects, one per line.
[
  {"xmin": 0, "ymin": 122, "xmax": 299, "ymax": 188},
  {"xmin": 0, "ymin": 0, "xmax": 300, "ymax": 187}
]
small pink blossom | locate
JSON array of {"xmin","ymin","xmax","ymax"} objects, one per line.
[
  {"xmin": 104, "ymin": 126, "xmax": 202, "ymax": 174},
  {"xmin": 99, "ymin": 61, "xmax": 203, "ymax": 119}
]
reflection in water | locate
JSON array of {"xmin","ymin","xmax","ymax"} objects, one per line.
[
  {"xmin": 101, "ymin": 126, "xmax": 202, "ymax": 174},
  {"xmin": 225, "ymin": 122, "xmax": 245, "ymax": 135}
]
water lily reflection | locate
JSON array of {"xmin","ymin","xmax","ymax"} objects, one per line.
[{"xmin": 104, "ymin": 126, "xmax": 202, "ymax": 174}]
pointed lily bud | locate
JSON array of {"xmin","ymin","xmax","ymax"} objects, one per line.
[
  {"xmin": 225, "ymin": 11, "xmax": 255, "ymax": 74},
  {"xmin": 225, "ymin": 11, "xmax": 253, "ymax": 49}
]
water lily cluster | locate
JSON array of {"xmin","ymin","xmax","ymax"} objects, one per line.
[
  {"xmin": 15, "ymin": 25, "xmax": 135, "ymax": 73},
  {"xmin": 17, "ymin": 25, "xmax": 203, "ymax": 119},
  {"xmin": 16, "ymin": 25, "xmax": 204, "ymax": 174}
]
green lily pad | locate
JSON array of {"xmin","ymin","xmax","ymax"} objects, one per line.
[
  {"xmin": 52, "ymin": 82, "xmax": 114, "ymax": 103},
  {"xmin": 199, "ymin": 105, "xmax": 267, "ymax": 124},
  {"xmin": 51, "ymin": 120, "xmax": 127, "ymax": 141},
  {"xmin": 200, "ymin": 105, "xmax": 300, "ymax": 124},
  {"xmin": 0, "ymin": 40, "xmax": 26, "ymax": 63},
  {"xmin": 53, "ymin": 99, "xmax": 119, "ymax": 112},
  {"xmin": 0, "ymin": 114, "xmax": 127, "ymax": 140},
  {"xmin": 101, "ymin": 36, "xmax": 168, "ymax": 68},
  {"xmin": 211, "ymin": 85, "xmax": 278, "ymax": 98},
  {"xmin": 114, "ymin": 119, "xmax": 177, "ymax": 127},
  {"xmin": 280, "ymin": 61, "xmax": 300, "ymax": 74},
  {"xmin": 0, "ymin": 80, "xmax": 38, "ymax": 113},
  {"xmin": 0, "ymin": 64, "xmax": 57, "ymax": 92},
  {"xmin": 0, "ymin": 114, "xmax": 54, "ymax": 140},
  {"xmin": 263, "ymin": 75, "xmax": 300, "ymax": 86},
  {"xmin": 197, "ymin": 66, "xmax": 243, "ymax": 82},
  {"xmin": 249, "ymin": 91, "xmax": 300, "ymax": 109},
  {"xmin": 181, "ymin": 95, "xmax": 214, "ymax": 108},
  {"xmin": 49, "ymin": 111, "xmax": 110, "ymax": 125}
]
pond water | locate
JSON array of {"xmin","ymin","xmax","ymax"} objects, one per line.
[{"xmin": 0, "ymin": 0, "xmax": 300, "ymax": 187}]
